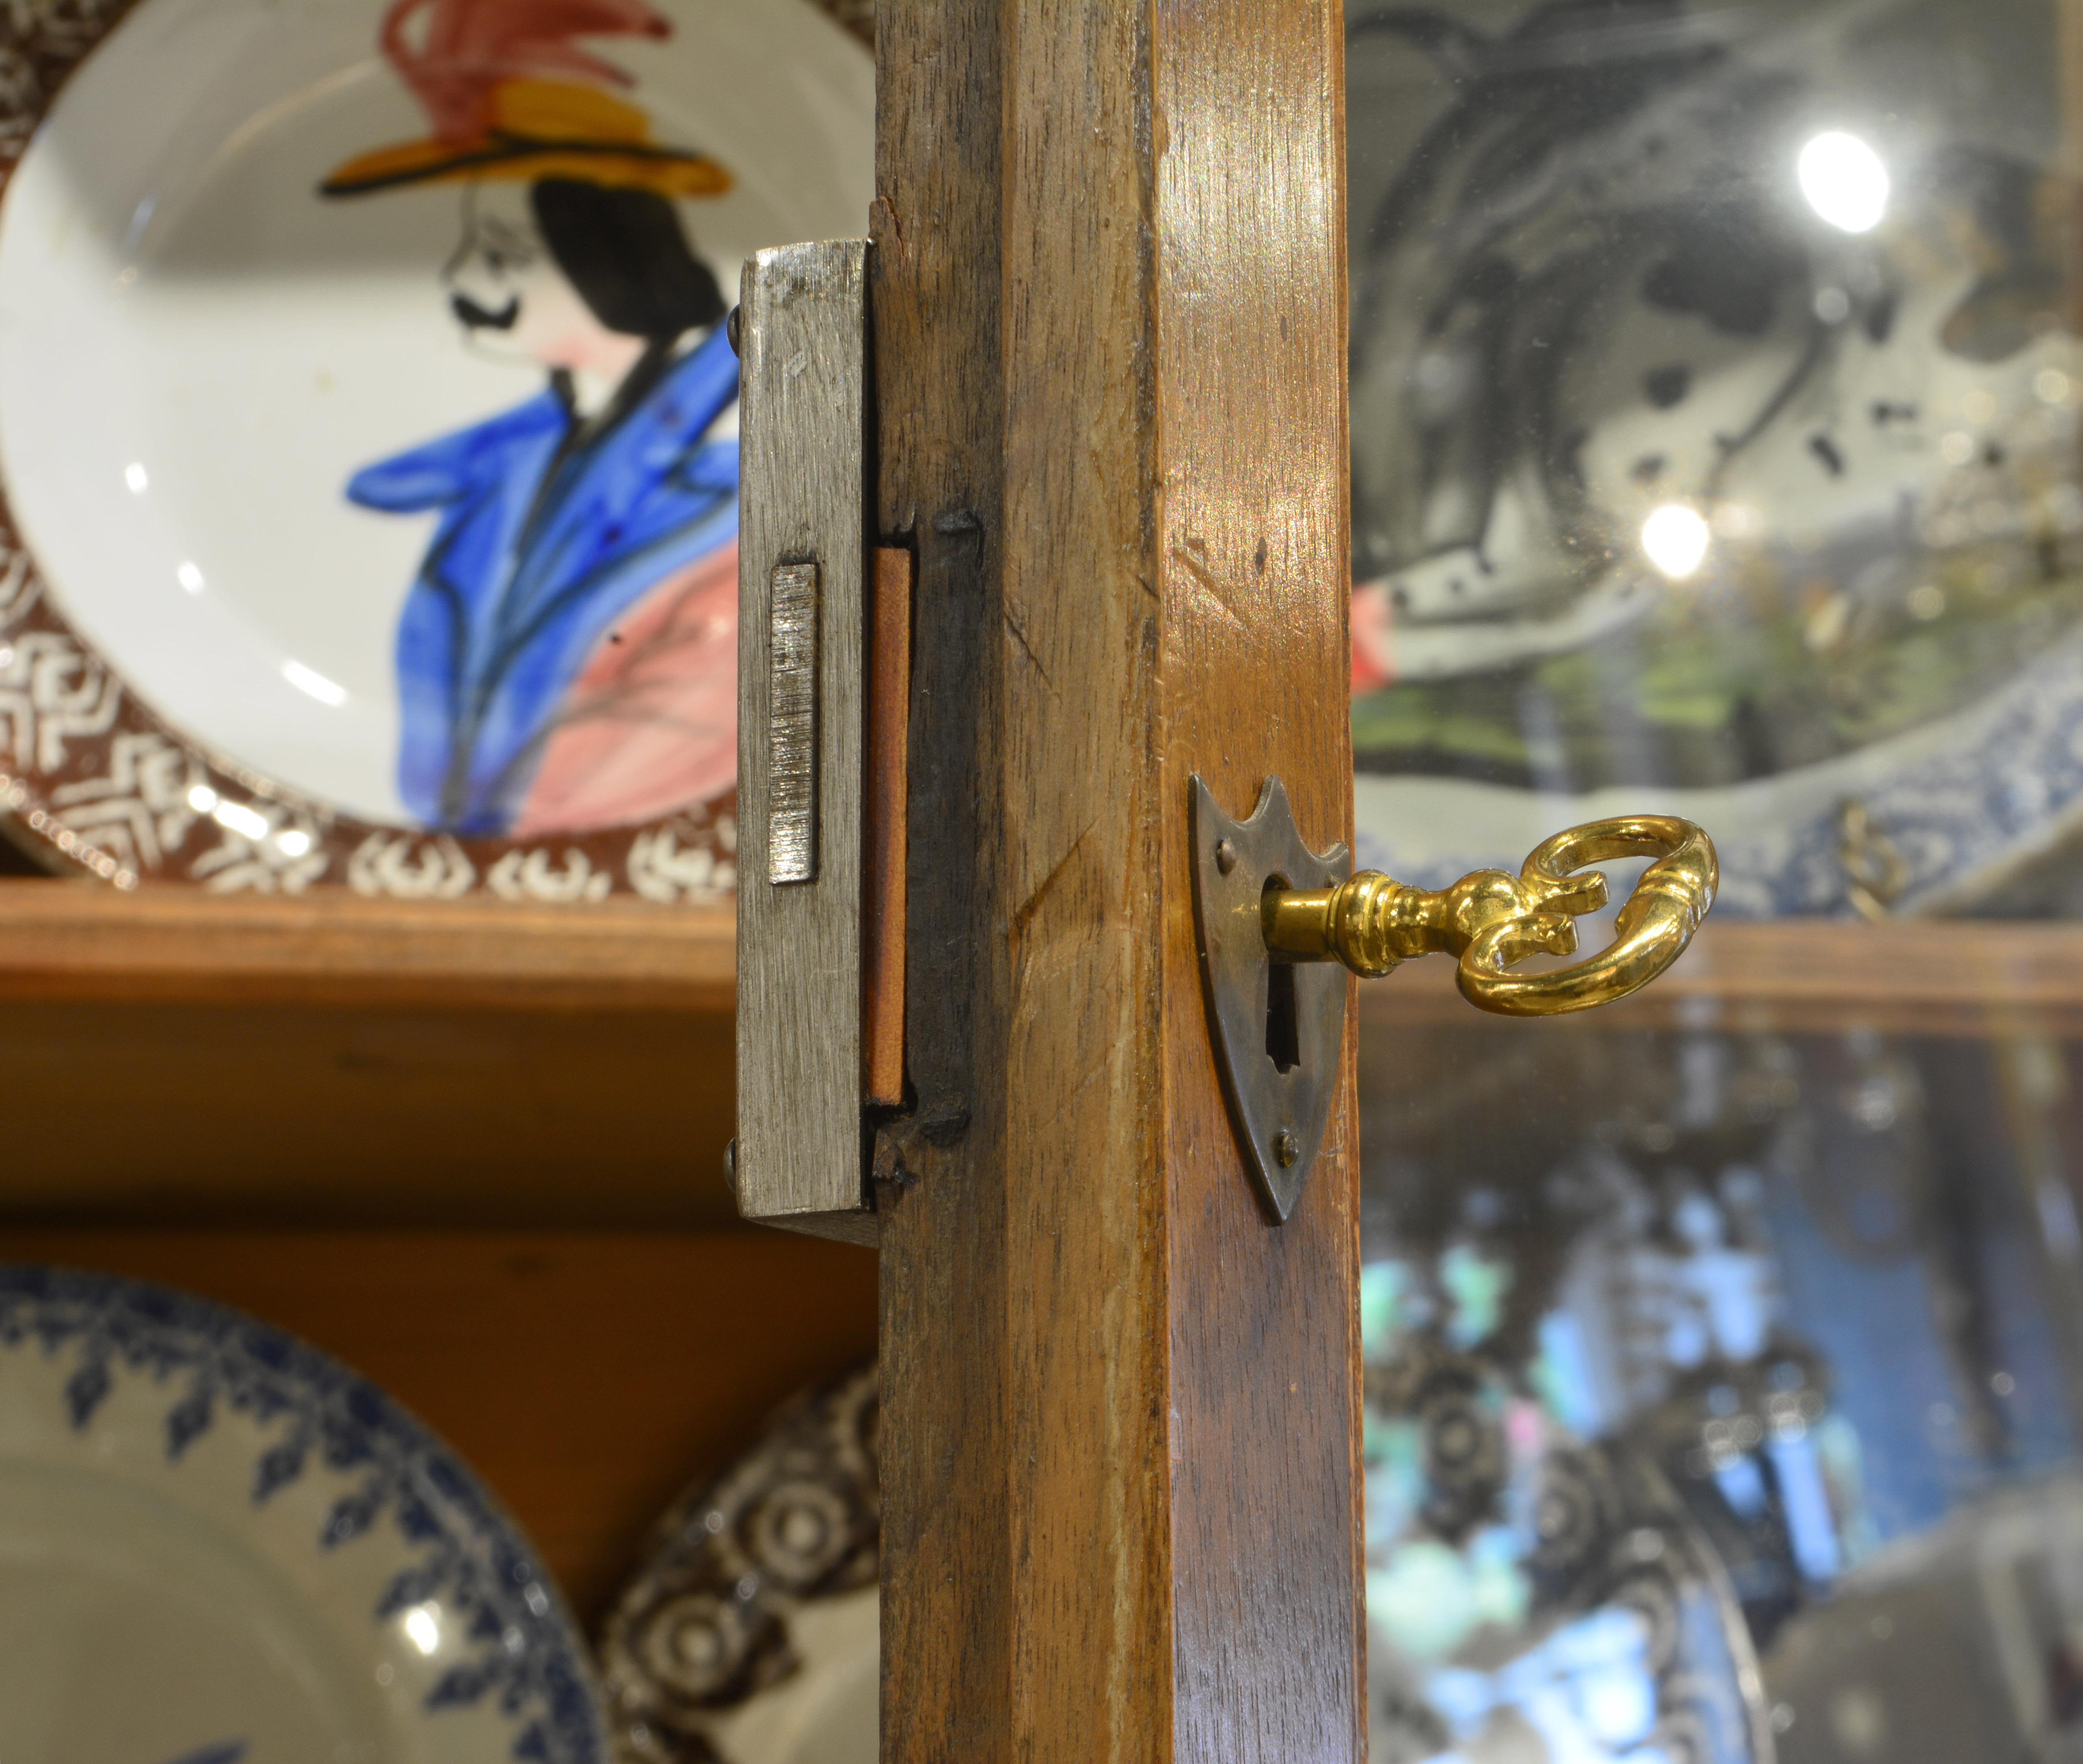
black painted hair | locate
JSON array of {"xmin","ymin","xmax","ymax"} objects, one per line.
[{"xmin": 529, "ymin": 177, "xmax": 725, "ymax": 341}]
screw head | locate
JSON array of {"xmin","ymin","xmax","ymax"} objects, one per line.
[
  {"xmin": 1274, "ymin": 1129, "xmax": 1299, "ymax": 1168},
  {"xmin": 1215, "ymin": 838, "xmax": 1238, "ymax": 876}
]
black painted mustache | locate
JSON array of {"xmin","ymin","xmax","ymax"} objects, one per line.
[{"xmin": 452, "ymin": 292, "xmax": 520, "ymax": 332}]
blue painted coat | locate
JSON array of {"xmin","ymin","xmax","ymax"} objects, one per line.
[{"xmin": 348, "ymin": 327, "xmax": 739, "ymax": 833}]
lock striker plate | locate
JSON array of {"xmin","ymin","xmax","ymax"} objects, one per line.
[
  {"xmin": 734, "ymin": 238, "xmax": 879, "ymax": 1247},
  {"xmin": 1189, "ymin": 776, "xmax": 1351, "ymax": 1223}
]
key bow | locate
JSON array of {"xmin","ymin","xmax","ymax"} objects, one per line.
[{"xmin": 1261, "ymin": 814, "xmax": 1717, "ymax": 1017}]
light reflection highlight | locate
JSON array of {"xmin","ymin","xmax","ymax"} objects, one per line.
[
  {"xmin": 282, "ymin": 658, "xmax": 348, "ymax": 707},
  {"xmin": 1641, "ymin": 504, "xmax": 1711, "ymax": 581},
  {"xmin": 1798, "ymin": 130, "xmax": 1889, "ymax": 234},
  {"xmin": 402, "ymin": 1603, "xmax": 441, "ymax": 1656},
  {"xmin": 211, "ymin": 798, "xmax": 268, "ymax": 842}
]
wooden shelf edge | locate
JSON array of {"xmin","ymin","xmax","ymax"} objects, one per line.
[
  {"xmin": 8, "ymin": 882, "xmax": 2083, "ymax": 1028},
  {"xmin": 0, "ymin": 880, "xmax": 735, "ymax": 1011}
]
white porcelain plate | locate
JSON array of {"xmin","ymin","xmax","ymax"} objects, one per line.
[
  {"xmin": 0, "ymin": 1265, "xmax": 605, "ymax": 1764},
  {"xmin": 0, "ymin": 0, "xmax": 870, "ymax": 901}
]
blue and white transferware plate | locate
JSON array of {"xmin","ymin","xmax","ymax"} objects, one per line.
[
  {"xmin": 1348, "ymin": 0, "xmax": 2083, "ymax": 916},
  {"xmin": 0, "ymin": 1265, "xmax": 605, "ymax": 1764}
]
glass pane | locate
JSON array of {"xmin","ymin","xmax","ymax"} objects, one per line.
[
  {"xmin": 1348, "ymin": 4, "xmax": 2083, "ymax": 1760},
  {"xmin": 1358, "ymin": 1015, "xmax": 2083, "ymax": 1762}
]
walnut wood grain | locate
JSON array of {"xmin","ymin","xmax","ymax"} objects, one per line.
[
  {"xmin": 0, "ymin": 1229, "xmax": 876, "ymax": 1621},
  {"xmin": 870, "ymin": 2, "xmax": 1359, "ymax": 1756},
  {"xmin": 868, "ymin": 0, "xmax": 1010, "ymax": 1751},
  {"xmin": 1154, "ymin": 6, "xmax": 1362, "ymax": 1751}
]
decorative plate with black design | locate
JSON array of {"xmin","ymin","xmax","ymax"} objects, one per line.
[
  {"xmin": 598, "ymin": 1364, "xmax": 877, "ymax": 1764},
  {"xmin": 0, "ymin": 1265, "xmax": 605, "ymax": 1764},
  {"xmin": 0, "ymin": 0, "xmax": 869, "ymax": 901}
]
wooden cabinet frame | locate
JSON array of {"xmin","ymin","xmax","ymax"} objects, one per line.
[{"xmin": 868, "ymin": 4, "xmax": 1363, "ymax": 1754}]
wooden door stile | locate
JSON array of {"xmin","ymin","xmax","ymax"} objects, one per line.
[{"xmin": 870, "ymin": 3, "xmax": 1361, "ymax": 1758}]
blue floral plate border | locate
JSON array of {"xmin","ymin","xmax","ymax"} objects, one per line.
[
  {"xmin": 0, "ymin": 1263, "xmax": 606, "ymax": 1764},
  {"xmin": 1357, "ymin": 628, "xmax": 2083, "ymax": 918}
]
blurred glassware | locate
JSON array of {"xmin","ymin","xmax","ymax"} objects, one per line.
[{"xmin": 1357, "ymin": 1016, "xmax": 2083, "ymax": 1762}]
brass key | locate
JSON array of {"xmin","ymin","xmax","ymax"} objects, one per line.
[{"xmin": 1260, "ymin": 815, "xmax": 1718, "ymax": 1016}]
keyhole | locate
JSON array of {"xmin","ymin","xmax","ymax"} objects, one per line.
[
  {"xmin": 1264, "ymin": 876, "xmax": 1300, "ymax": 1074},
  {"xmin": 1266, "ymin": 961, "xmax": 1300, "ymax": 1074}
]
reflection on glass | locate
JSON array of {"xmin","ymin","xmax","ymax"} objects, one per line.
[
  {"xmin": 1346, "ymin": 0, "xmax": 2083, "ymax": 913},
  {"xmin": 1346, "ymin": 1, "xmax": 2083, "ymax": 1755},
  {"xmin": 1359, "ymin": 1022, "xmax": 2083, "ymax": 1763},
  {"xmin": 1642, "ymin": 505, "xmax": 1712, "ymax": 580},
  {"xmin": 1796, "ymin": 133, "xmax": 1890, "ymax": 237}
]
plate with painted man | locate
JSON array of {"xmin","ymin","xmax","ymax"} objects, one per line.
[
  {"xmin": 0, "ymin": 0, "xmax": 870, "ymax": 901},
  {"xmin": 1348, "ymin": 0, "xmax": 2083, "ymax": 916}
]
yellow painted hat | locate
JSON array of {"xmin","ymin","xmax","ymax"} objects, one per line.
[{"xmin": 322, "ymin": 76, "xmax": 730, "ymax": 198}]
